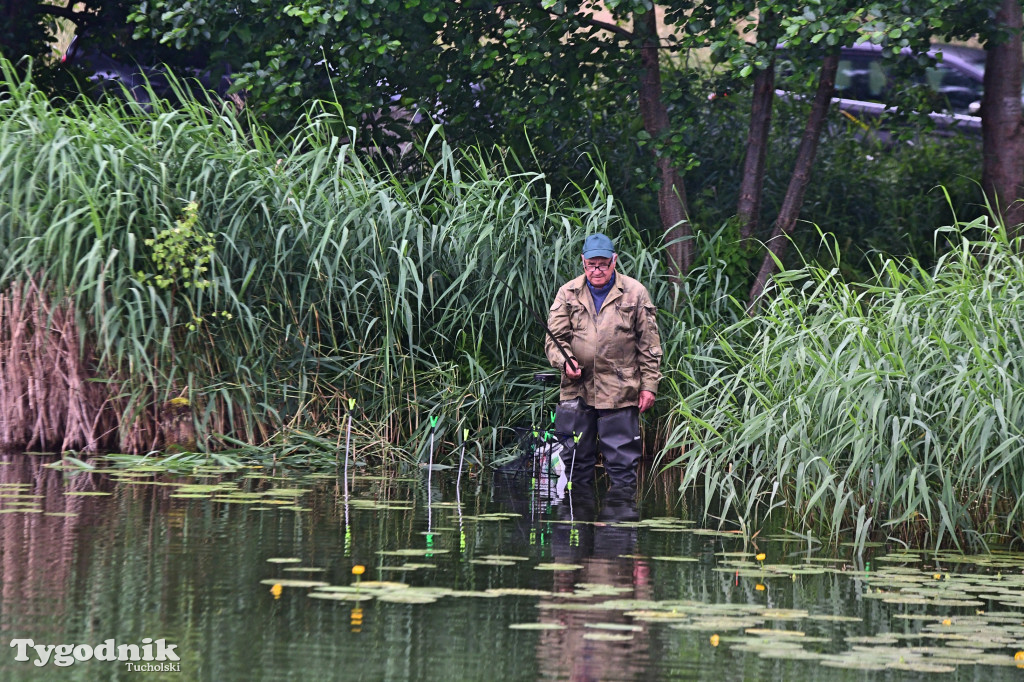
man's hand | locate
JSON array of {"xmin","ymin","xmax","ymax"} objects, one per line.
[
  {"xmin": 564, "ymin": 359, "xmax": 582, "ymax": 381},
  {"xmin": 638, "ymin": 390, "xmax": 655, "ymax": 413}
]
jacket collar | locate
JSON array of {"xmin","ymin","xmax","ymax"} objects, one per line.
[{"xmin": 569, "ymin": 273, "xmax": 625, "ymax": 313}]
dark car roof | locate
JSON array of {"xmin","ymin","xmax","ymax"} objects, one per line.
[
  {"xmin": 931, "ymin": 43, "xmax": 986, "ymax": 68},
  {"xmin": 834, "ymin": 42, "xmax": 984, "ymax": 81},
  {"xmin": 775, "ymin": 41, "xmax": 986, "ymax": 135}
]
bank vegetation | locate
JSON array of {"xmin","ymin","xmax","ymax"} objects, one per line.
[{"xmin": 2, "ymin": 63, "xmax": 1022, "ymax": 549}]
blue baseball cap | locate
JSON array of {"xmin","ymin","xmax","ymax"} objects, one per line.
[{"xmin": 582, "ymin": 233, "xmax": 614, "ymax": 259}]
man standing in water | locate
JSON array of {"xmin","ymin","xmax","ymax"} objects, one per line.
[{"xmin": 545, "ymin": 233, "xmax": 663, "ymax": 491}]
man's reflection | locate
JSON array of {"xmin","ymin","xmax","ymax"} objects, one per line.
[{"xmin": 536, "ymin": 484, "xmax": 651, "ymax": 682}]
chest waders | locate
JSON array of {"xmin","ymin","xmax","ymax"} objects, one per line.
[{"xmin": 554, "ymin": 397, "xmax": 642, "ymax": 490}]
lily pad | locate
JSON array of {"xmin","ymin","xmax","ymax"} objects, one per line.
[
  {"xmin": 311, "ymin": 586, "xmax": 363, "ymax": 593},
  {"xmin": 573, "ymin": 584, "xmax": 633, "ymax": 596},
  {"xmin": 818, "ymin": 657, "xmax": 889, "ymax": 671},
  {"xmin": 376, "ymin": 592, "xmax": 439, "ymax": 604},
  {"xmin": 885, "ymin": 662, "xmax": 956, "ymax": 673},
  {"xmin": 509, "ymin": 623, "xmax": 565, "ymax": 631},
  {"xmin": 671, "ymin": 617, "xmax": 765, "ymax": 632},
  {"xmin": 535, "ymin": 563, "xmax": 584, "ymax": 571},
  {"xmin": 307, "ymin": 592, "xmax": 374, "ymax": 602},
  {"xmin": 485, "ymin": 588, "xmax": 552, "ymax": 597},
  {"xmin": 622, "ymin": 610, "xmax": 688, "ymax": 622},
  {"xmin": 378, "ymin": 564, "xmax": 427, "ymax": 572},
  {"xmin": 448, "ymin": 591, "xmax": 502, "ymax": 599},
  {"xmin": 805, "ymin": 614, "xmax": 862, "ymax": 623},
  {"xmin": 258, "ymin": 579, "xmax": 330, "ymax": 588},
  {"xmin": 355, "ymin": 581, "xmax": 409, "ymax": 589},
  {"xmin": 760, "ymin": 609, "xmax": 809, "ymax": 620},
  {"xmin": 584, "ymin": 623, "xmax": 643, "ymax": 632},
  {"xmin": 756, "ymin": 648, "xmax": 824, "ymax": 661}
]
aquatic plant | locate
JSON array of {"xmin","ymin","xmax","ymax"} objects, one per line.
[{"xmin": 663, "ymin": 219, "xmax": 1024, "ymax": 550}]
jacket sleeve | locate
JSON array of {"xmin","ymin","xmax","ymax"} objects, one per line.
[
  {"xmin": 545, "ymin": 287, "xmax": 576, "ymax": 370},
  {"xmin": 636, "ymin": 288, "xmax": 663, "ymax": 395}
]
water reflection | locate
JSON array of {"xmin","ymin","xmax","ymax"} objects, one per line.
[
  {"xmin": 0, "ymin": 456, "xmax": 112, "ymax": 640},
  {"xmin": 538, "ymin": 485, "xmax": 651, "ymax": 682},
  {"xmin": 0, "ymin": 455, "xmax": 1022, "ymax": 680}
]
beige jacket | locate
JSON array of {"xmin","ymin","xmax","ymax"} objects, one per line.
[{"xmin": 545, "ymin": 273, "xmax": 663, "ymax": 409}]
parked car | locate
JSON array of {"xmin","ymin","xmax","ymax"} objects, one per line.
[
  {"xmin": 60, "ymin": 33, "xmax": 234, "ymax": 106},
  {"xmin": 778, "ymin": 43, "xmax": 987, "ymax": 134}
]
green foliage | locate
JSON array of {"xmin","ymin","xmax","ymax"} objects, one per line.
[
  {"xmin": 138, "ymin": 201, "xmax": 215, "ymax": 290},
  {"xmin": 6, "ymin": 57, "xmax": 1020, "ymax": 548},
  {"xmin": 136, "ymin": 200, "xmax": 231, "ymax": 333},
  {"xmin": 666, "ymin": 66, "xmax": 983, "ymax": 279},
  {"xmin": 1, "ymin": 1, "xmax": 58, "ymax": 68},
  {"xmin": 123, "ymin": 0, "xmax": 705, "ymax": 160},
  {"xmin": 663, "ymin": 219, "xmax": 1024, "ymax": 550},
  {"xmin": 10, "ymin": 0, "xmax": 1000, "ymax": 295}
]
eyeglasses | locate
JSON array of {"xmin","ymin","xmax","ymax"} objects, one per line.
[{"xmin": 583, "ymin": 261, "xmax": 613, "ymax": 273}]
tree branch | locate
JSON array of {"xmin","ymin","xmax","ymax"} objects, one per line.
[
  {"xmin": 574, "ymin": 15, "xmax": 634, "ymax": 41},
  {"xmin": 487, "ymin": 1, "xmax": 639, "ymax": 43},
  {"xmin": 34, "ymin": 4, "xmax": 92, "ymax": 26}
]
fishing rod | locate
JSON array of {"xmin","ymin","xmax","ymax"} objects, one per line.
[{"xmin": 491, "ymin": 275, "xmax": 578, "ymax": 374}]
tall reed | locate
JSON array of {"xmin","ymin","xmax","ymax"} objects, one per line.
[
  {"xmin": 0, "ymin": 61, "xmax": 722, "ymax": 465},
  {"xmin": 662, "ymin": 220, "xmax": 1024, "ymax": 550}
]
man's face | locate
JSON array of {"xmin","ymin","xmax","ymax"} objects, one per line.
[{"xmin": 582, "ymin": 254, "xmax": 616, "ymax": 287}]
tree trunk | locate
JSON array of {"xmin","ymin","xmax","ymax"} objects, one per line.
[
  {"xmin": 737, "ymin": 57, "xmax": 776, "ymax": 241},
  {"xmin": 636, "ymin": 10, "xmax": 692, "ymax": 282},
  {"xmin": 748, "ymin": 51, "xmax": 839, "ymax": 309},
  {"xmin": 737, "ymin": 12, "xmax": 779, "ymax": 242},
  {"xmin": 981, "ymin": 0, "xmax": 1024, "ymax": 240}
]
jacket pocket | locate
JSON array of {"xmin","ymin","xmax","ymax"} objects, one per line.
[
  {"xmin": 615, "ymin": 303, "xmax": 635, "ymax": 331},
  {"xmin": 569, "ymin": 304, "xmax": 588, "ymax": 331},
  {"xmin": 614, "ymin": 364, "xmax": 640, "ymax": 402}
]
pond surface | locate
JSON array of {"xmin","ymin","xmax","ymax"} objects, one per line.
[{"xmin": 0, "ymin": 454, "xmax": 1022, "ymax": 681}]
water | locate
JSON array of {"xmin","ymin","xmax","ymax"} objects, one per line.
[{"xmin": 0, "ymin": 454, "xmax": 1021, "ymax": 681}]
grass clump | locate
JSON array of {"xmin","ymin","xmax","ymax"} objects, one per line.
[{"xmin": 663, "ymin": 220, "xmax": 1024, "ymax": 550}]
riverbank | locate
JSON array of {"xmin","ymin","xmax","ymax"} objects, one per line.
[{"xmin": 3, "ymin": 65, "xmax": 1024, "ymax": 549}]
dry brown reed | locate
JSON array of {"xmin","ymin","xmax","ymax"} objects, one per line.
[{"xmin": 0, "ymin": 280, "xmax": 161, "ymax": 453}]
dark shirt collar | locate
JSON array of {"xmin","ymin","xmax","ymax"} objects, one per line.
[{"xmin": 586, "ymin": 272, "xmax": 616, "ymax": 296}]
